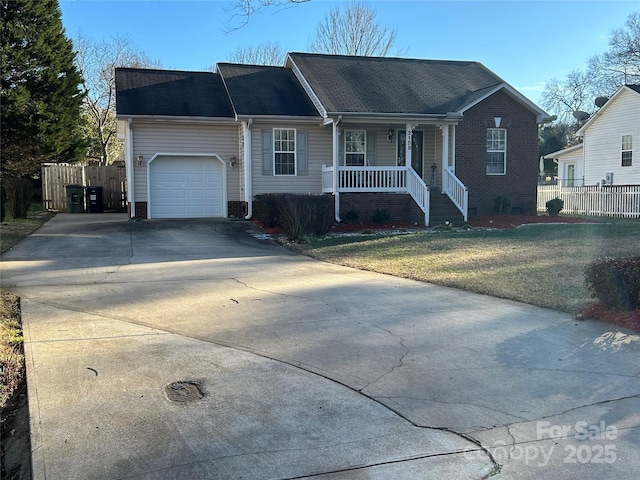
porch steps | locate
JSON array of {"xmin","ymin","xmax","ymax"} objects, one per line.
[{"xmin": 429, "ymin": 191, "xmax": 465, "ymax": 226}]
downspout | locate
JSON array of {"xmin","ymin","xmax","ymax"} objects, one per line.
[
  {"xmin": 244, "ymin": 119, "xmax": 253, "ymax": 219},
  {"xmin": 333, "ymin": 116, "xmax": 342, "ymax": 222},
  {"xmin": 125, "ymin": 118, "xmax": 136, "ymax": 218}
]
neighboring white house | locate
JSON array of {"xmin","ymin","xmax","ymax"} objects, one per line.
[{"xmin": 545, "ymin": 85, "xmax": 640, "ymax": 187}]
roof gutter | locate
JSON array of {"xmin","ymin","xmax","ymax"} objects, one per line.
[
  {"xmin": 235, "ymin": 114, "xmax": 323, "ymax": 123},
  {"xmin": 115, "ymin": 114, "xmax": 237, "ymax": 123},
  {"xmin": 326, "ymin": 111, "xmax": 463, "ymax": 123}
]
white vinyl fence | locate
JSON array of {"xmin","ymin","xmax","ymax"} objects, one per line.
[
  {"xmin": 42, "ymin": 163, "xmax": 126, "ymax": 212},
  {"xmin": 538, "ymin": 184, "xmax": 640, "ymax": 218}
]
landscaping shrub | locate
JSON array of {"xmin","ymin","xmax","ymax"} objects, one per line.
[
  {"xmin": 343, "ymin": 209, "xmax": 359, "ymax": 223},
  {"xmin": 546, "ymin": 197, "xmax": 564, "ymax": 217},
  {"xmin": 372, "ymin": 209, "xmax": 391, "ymax": 224},
  {"xmin": 1, "ymin": 183, "xmax": 5, "ymax": 222},
  {"xmin": 521, "ymin": 200, "xmax": 537, "ymax": 215},
  {"xmin": 255, "ymin": 193, "xmax": 334, "ymax": 241},
  {"xmin": 3, "ymin": 177, "xmax": 35, "ymax": 219},
  {"xmin": 254, "ymin": 193, "xmax": 284, "ymax": 227},
  {"xmin": 492, "ymin": 195, "xmax": 511, "ymax": 215},
  {"xmin": 585, "ymin": 257, "xmax": 640, "ymax": 312}
]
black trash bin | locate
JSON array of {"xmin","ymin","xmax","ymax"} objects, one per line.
[
  {"xmin": 66, "ymin": 185, "xmax": 84, "ymax": 213},
  {"xmin": 86, "ymin": 186, "xmax": 104, "ymax": 213}
]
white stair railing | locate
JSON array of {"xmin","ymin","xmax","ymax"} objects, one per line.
[
  {"xmin": 442, "ymin": 167, "xmax": 468, "ymax": 221},
  {"xmin": 407, "ymin": 168, "xmax": 430, "ymax": 226}
]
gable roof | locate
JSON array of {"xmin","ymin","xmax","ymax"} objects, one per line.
[
  {"xmin": 115, "ymin": 68, "xmax": 235, "ymax": 119},
  {"xmin": 543, "ymin": 143, "xmax": 583, "ymax": 160},
  {"xmin": 216, "ymin": 63, "xmax": 319, "ymax": 117},
  {"xmin": 576, "ymin": 84, "xmax": 640, "ymax": 136},
  {"xmin": 286, "ymin": 52, "xmax": 546, "ymax": 119}
]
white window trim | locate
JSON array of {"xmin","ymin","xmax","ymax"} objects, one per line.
[
  {"xmin": 344, "ymin": 129, "xmax": 366, "ymax": 166},
  {"xmin": 621, "ymin": 134, "xmax": 633, "ymax": 167},
  {"xmin": 273, "ymin": 127, "xmax": 297, "ymax": 176},
  {"xmin": 487, "ymin": 128, "xmax": 507, "ymax": 175}
]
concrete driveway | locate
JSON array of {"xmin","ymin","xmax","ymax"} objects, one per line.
[{"xmin": 1, "ymin": 214, "xmax": 639, "ymax": 479}]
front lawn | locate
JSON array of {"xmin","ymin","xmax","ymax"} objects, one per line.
[{"xmin": 296, "ymin": 220, "xmax": 640, "ymax": 314}]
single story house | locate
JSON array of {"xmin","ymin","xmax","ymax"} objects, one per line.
[
  {"xmin": 115, "ymin": 52, "xmax": 553, "ymax": 224},
  {"xmin": 544, "ymin": 84, "xmax": 640, "ymax": 187}
]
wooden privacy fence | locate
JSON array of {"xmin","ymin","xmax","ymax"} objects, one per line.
[
  {"xmin": 42, "ymin": 163, "xmax": 127, "ymax": 212},
  {"xmin": 538, "ymin": 184, "xmax": 640, "ymax": 218}
]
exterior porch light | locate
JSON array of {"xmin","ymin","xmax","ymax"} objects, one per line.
[
  {"xmin": 135, "ymin": 154, "xmax": 143, "ymax": 168},
  {"xmin": 229, "ymin": 156, "xmax": 237, "ymax": 169},
  {"xmin": 388, "ymin": 128, "xmax": 394, "ymax": 142}
]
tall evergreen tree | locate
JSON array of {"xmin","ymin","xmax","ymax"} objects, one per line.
[{"xmin": 1, "ymin": 0, "xmax": 85, "ymax": 178}]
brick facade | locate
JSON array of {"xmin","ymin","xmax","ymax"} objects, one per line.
[
  {"xmin": 133, "ymin": 202, "xmax": 148, "ymax": 219},
  {"xmin": 227, "ymin": 201, "xmax": 247, "ymax": 218},
  {"xmin": 339, "ymin": 193, "xmax": 423, "ymax": 224},
  {"xmin": 455, "ymin": 90, "xmax": 540, "ymax": 216}
]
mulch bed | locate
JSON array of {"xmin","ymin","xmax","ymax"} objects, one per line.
[{"xmin": 580, "ymin": 303, "xmax": 640, "ymax": 332}]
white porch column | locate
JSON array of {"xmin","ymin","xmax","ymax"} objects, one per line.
[
  {"xmin": 243, "ymin": 120, "xmax": 253, "ymax": 219},
  {"xmin": 333, "ymin": 119, "xmax": 341, "ymax": 222},
  {"xmin": 442, "ymin": 124, "xmax": 449, "ymax": 176},
  {"xmin": 125, "ymin": 118, "xmax": 135, "ymax": 217},
  {"xmin": 405, "ymin": 123, "xmax": 417, "ymax": 171}
]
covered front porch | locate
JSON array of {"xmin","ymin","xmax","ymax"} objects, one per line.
[{"xmin": 321, "ymin": 121, "xmax": 468, "ymax": 225}]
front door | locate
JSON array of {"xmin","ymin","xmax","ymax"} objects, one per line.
[{"xmin": 398, "ymin": 130, "xmax": 424, "ymax": 178}]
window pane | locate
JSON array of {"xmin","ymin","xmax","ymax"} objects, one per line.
[
  {"xmin": 346, "ymin": 153, "xmax": 365, "ymax": 166},
  {"xmin": 275, "ymin": 153, "xmax": 295, "ymax": 175},
  {"xmin": 622, "ymin": 151, "xmax": 632, "ymax": 167},
  {"xmin": 273, "ymin": 129, "xmax": 296, "ymax": 175},
  {"xmin": 487, "ymin": 152, "xmax": 505, "ymax": 174},
  {"xmin": 487, "ymin": 129, "xmax": 506, "ymax": 174},
  {"xmin": 345, "ymin": 130, "xmax": 365, "ymax": 153},
  {"xmin": 622, "ymin": 135, "xmax": 632, "ymax": 151}
]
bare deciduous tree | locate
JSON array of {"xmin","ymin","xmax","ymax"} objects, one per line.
[
  {"xmin": 228, "ymin": 41, "xmax": 285, "ymax": 65},
  {"xmin": 308, "ymin": 2, "xmax": 402, "ymax": 57},
  {"xmin": 75, "ymin": 34, "xmax": 158, "ymax": 165},
  {"xmin": 224, "ymin": 0, "xmax": 310, "ymax": 32},
  {"xmin": 541, "ymin": 70, "xmax": 595, "ymax": 124},
  {"xmin": 541, "ymin": 11, "xmax": 639, "ymax": 125}
]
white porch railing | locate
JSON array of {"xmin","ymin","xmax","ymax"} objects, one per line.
[
  {"xmin": 442, "ymin": 167, "xmax": 468, "ymax": 221},
  {"xmin": 322, "ymin": 164, "xmax": 430, "ymax": 224},
  {"xmin": 322, "ymin": 165, "xmax": 407, "ymax": 192},
  {"xmin": 538, "ymin": 184, "xmax": 640, "ymax": 218}
]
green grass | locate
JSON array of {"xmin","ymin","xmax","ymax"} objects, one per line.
[{"xmin": 297, "ymin": 221, "xmax": 640, "ymax": 314}]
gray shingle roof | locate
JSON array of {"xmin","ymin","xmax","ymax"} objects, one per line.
[
  {"xmin": 115, "ymin": 68, "xmax": 235, "ymax": 118},
  {"xmin": 627, "ymin": 84, "xmax": 640, "ymax": 94},
  {"xmin": 217, "ymin": 63, "xmax": 319, "ymax": 117},
  {"xmin": 287, "ymin": 53, "xmax": 506, "ymax": 115}
]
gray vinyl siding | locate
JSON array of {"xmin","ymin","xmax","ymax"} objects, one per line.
[
  {"xmin": 132, "ymin": 121, "xmax": 241, "ymax": 202},
  {"xmin": 251, "ymin": 122, "xmax": 332, "ymax": 195}
]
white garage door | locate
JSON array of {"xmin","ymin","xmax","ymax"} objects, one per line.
[{"xmin": 149, "ymin": 155, "xmax": 225, "ymax": 218}]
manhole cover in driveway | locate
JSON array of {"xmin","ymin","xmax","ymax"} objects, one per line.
[{"xmin": 164, "ymin": 381, "xmax": 204, "ymax": 403}]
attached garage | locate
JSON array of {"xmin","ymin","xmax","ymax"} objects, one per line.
[{"xmin": 148, "ymin": 154, "xmax": 227, "ymax": 219}]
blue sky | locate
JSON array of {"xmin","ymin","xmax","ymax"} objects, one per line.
[{"xmin": 59, "ymin": 0, "xmax": 638, "ymax": 108}]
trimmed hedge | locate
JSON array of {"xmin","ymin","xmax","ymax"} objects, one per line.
[
  {"xmin": 585, "ymin": 257, "xmax": 640, "ymax": 312},
  {"xmin": 254, "ymin": 193, "xmax": 334, "ymax": 241}
]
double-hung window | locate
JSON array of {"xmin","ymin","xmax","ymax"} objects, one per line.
[
  {"xmin": 345, "ymin": 130, "xmax": 366, "ymax": 166},
  {"xmin": 487, "ymin": 128, "xmax": 506, "ymax": 175},
  {"xmin": 274, "ymin": 128, "xmax": 296, "ymax": 175},
  {"xmin": 622, "ymin": 135, "xmax": 633, "ymax": 167}
]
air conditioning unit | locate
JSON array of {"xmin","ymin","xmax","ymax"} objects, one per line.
[{"xmin": 605, "ymin": 172, "xmax": 614, "ymax": 185}]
